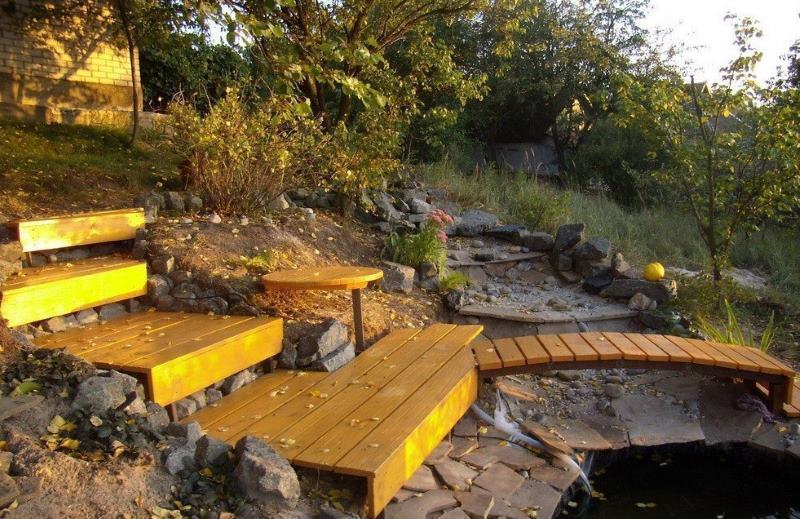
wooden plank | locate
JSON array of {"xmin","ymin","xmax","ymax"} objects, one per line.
[
  {"xmin": 288, "ymin": 325, "xmax": 481, "ymax": 469},
  {"xmin": 601, "ymin": 332, "xmax": 647, "ymax": 361},
  {"xmin": 493, "ymin": 337, "xmax": 526, "ymax": 367},
  {"xmin": 208, "ymin": 327, "xmax": 437, "ymax": 443},
  {"xmin": 686, "ymin": 339, "xmax": 739, "ymax": 369},
  {"xmin": 694, "ymin": 341, "xmax": 761, "ymax": 372},
  {"xmin": 537, "ymin": 335, "xmax": 574, "ymax": 362},
  {"xmin": 579, "ymin": 332, "xmax": 623, "ymax": 360},
  {"xmin": 10, "ymin": 209, "xmax": 145, "ymax": 252},
  {"xmin": 559, "ymin": 333, "xmax": 599, "ymax": 361},
  {"xmin": 514, "ymin": 336, "xmax": 551, "ymax": 365},
  {"xmin": 1, "ymin": 260, "xmax": 147, "ymax": 327},
  {"xmin": 641, "ymin": 334, "xmax": 692, "ymax": 363},
  {"xmin": 472, "ymin": 336, "xmax": 503, "ymax": 371},
  {"xmin": 746, "ymin": 348, "xmax": 795, "ymax": 376},
  {"xmin": 54, "ymin": 314, "xmax": 191, "ymax": 357},
  {"xmin": 623, "ymin": 333, "xmax": 670, "ymax": 362},
  {"xmin": 338, "ymin": 348, "xmax": 478, "ymax": 518},
  {"xmin": 719, "ymin": 344, "xmax": 783, "ymax": 375},
  {"xmin": 2, "ymin": 256, "xmax": 137, "ymax": 290},
  {"xmin": 35, "ymin": 311, "xmax": 162, "ymax": 349},
  {"xmin": 263, "ymin": 266, "xmax": 384, "ymax": 291},
  {"xmin": 662, "ymin": 335, "xmax": 715, "ymax": 365},
  {"xmin": 148, "ymin": 319, "xmax": 284, "ymax": 405}
]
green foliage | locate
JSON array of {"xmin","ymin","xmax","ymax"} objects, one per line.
[
  {"xmin": 696, "ymin": 300, "xmax": 777, "ymax": 352},
  {"xmin": 161, "ymin": 90, "xmax": 328, "ymax": 213},
  {"xmin": 241, "ymin": 250, "xmax": 283, "ymax": 273},
  {"xmin": 439, "ymin": 271, "xmax": 471, "ymax": 292},
  {"xmin": 1, "ymin": 349, "xmax": 96, "ymax": 399},
  {"xmin": 382, "ymin": 213, "xmax": 451, "ymax": 272}
]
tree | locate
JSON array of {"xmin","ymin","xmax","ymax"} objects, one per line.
[{"xmin": 638, "ymin": 17, "xmax": 800, "ymax": 284}]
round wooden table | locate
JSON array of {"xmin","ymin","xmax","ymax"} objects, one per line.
[{"xmin": 262, "ymin": 266, "xmax": 384, "ymax": 350}]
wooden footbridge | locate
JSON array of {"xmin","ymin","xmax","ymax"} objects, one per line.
[{"xmin": 2, "ymin": 209, "xmax": 797, "ymax": 517}]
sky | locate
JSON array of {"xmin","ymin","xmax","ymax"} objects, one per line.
[{"xmin": 643, "ymin": 0, "xmax": 800, "ymax": 84}]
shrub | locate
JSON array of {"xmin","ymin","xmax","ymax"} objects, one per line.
[
  {"xmin": 382, "ymin": 210, "xmax": 452, "ymax": 272},
  {"xmin": 161, "ymin": 90, "xmax": 327, "ymax": 214},
  {"xmin": 696, "ymin": 299, "xmax": 777, "ymax": 352},
  {"xmin": 439, "ymin": 271, "xmax": 471, "ymax": 292}
]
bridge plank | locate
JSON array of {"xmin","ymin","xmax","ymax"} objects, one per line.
[
  {"xmin": 684, "ymin": 339, "xmax": 739, "ymax": 369},
  {"xmin": 720, "ymin": 344, "xmax": 784, "ymax": 375},
  {"xmin": 559, "ymin": 334, "xmax": 599, "ymax": 361},
  {"xmin": 514, "ymin": 336, "xmax": 550, "ymax": 365},
  {"xmin": 537, "ymin": 335, "xmax": 574, "ymax": 362},
  {"xmin": 623, "ymin": 333, "xmax": 670, "ymax": 362},
  {"xmin": 662, "ymin": 335, "xmax": 715, "ymax": 365},
  {"xmin": 472, "ymin": 337, "xmax": 503, "ymax": 371},
  {"xmin": 35, "ymin": 311, "xmax": 169, "ymax": 349},
  {"xmin": 494, "ymin": 337, "xmax": 527, "ymax": 367},
  {"xmin": 579, "ymin": 332, "xmax": 623, "ymax": 360},
  {"xmin": 601, "ymin": 332, "xmax": 647, "ymax": 361},
  {"xmin": 641, "ymin": 334, "xmax": 692, "ymax": 362}
]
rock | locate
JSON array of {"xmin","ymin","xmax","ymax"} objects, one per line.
[
  {"xmin": 296, "ymin": 319, "xmax": 350, "ymax": 365},
  {"xmin": 169, "ymin": 270, "xmax": 192, "ymax": 284},
  {"xmin": 134, "ymin": 191, "xmax": 164, "ymax": 222},
  {"xmin": 145, "ymin": 402, "xmax": 170, "ymax": 431},
  {"xmin": 155, "ymin": 294, "xmax": 178, "ymax": 312},
  {"xmin": 574, "ymin": 258, "xmax": 611, "ymax": 278},
  {"xmin": 311, "ymin": 342, "xmax": 355, "ymax": 372},
  {"xmin": 456, "ymin": 210, "xmax": 499, "ymax": 237},
  {"xmin": 198, "ymin": 296, "xmax": 229, "ymax": 315},
  {"xmin": 403, "ymin": 465, "xmax": 439, "ymax": 492},
  {"xmin": 188, "ymin": 390, "xmax": 207, "ymax": 410},
  {"xmin": 433, "ymin": 459, "xmax": 478, "ymax": 491},
  {"xmin": 444, "ymin": 290, "xmax": 469, "ymax": 312},
  {"xmin": 195, "ymin": 435, "xmax": 231, "ymax": 467},
  {"xmin": 0, "ymin": 472, "xmax": 20, "ymax": 509},
  {"xmin": 610, "ymin": 252, "xmax": 632, "ymax": 277},
  {"xmin": 185, "ymin": 195, "xmax": 203, "ymax": 212},
  {"xmin": 205, "ymin": 388, "xmax": 223, "ymax": 405},
  {"xmin": 233, "ymin": 436, "xmax": 300, "ymax": 506},
  {"xmin": 98, "ymin": 303, "xmax": 128, "ymax": 322},
  {"xmin": 72, "ymin": 371, "xmax": 138, "ymax": 414},
  {"xmin": 132, "ymin": 239, "xmax": 148, "ymax": 259},
  {"xmin": 163, "ymin": 438, "xmax": 197, "ymax": 474},
  {"xmin": 222, "ymin": 369, "xmax": 257, "ymax": 394},
  {"xmin": 628, "ymin": 292, "xmax": 653, "ymax": 311},
  {"xmin": 173, "ymin": 398, "xmax": 197, "ymax": 420},
  {"xmin": 409, "ymin": 198, "xmax": 433, "ymax": 214},
  {"xmin": 164, "ymin": 191, "xmax": 186, "ymax": 212},
  {"xmin": 554, "ymin": 253, "xmax": 572, "ymax": 272},
  {"xmin": 147, "ymin": 274, "xmax": 172, "ymax": 302},
  {"xmin": 382, "ymin": 262, "xmax": 416, "ymax": 294},
  {"xmin": 552, "ymin": 223, "xmax": 585, "ymax": 253},
  {"xmin": 454, "ymin": 490, "xmax": 494, "ymax": 519},
  {"xmin": 0, "ymin": 452, "xmax": 11, "ymax": 474},
  {"xmin": 122, "ymin": 396, "xmax": 148, "ymax": 416},
  {"xmin": 208, "ymin": 212, "xmax": 222, "ymax": 224},
  {"xmin": 604, "ymin": 383, "xmax": 625, "ymax": 399},
  {"xmin": 639, "ymin": 311, "xmax": 668, "ymax": 329},
  {"xmin": 373, "ymin": 192, "xmax": 405, "ymax": 222},
  {"xmin": 613, "ymin": 393, "xmax": 704, "ymax": 446},
  {"xmin": 165, "ymin": 422, "xmax": 204, "ymax": 442},
  {"xmin": 520, "ymin": 231, "xmax": 554, "ymax": 252},
  {"xmin": 572, "ymin": 237, "xmax": 612, "ymax": 260},
  {"xmin": 384, "ymin": 490, "xmax": 457, "ymax": 519},
  {"xmin": 151, "ymin": 255, "xmax": 175, "ymax": 275},
  {"xmin": 556, "ymin": 371, "xmax": 581, "ymax": 382},
  {"xmin": 485, "ymin": 224, "xmax": 527, "ymax": 244},
  {"xmin": 473, "ymin": 251, "xmax": 495, "ymax": 262},
  {"xmin": 42, "ymin": 314, "xmax": 78, "ymax": 333},
  {"xmin": 472, "ymin": 463, "xmax": 524, "ymax": 498},
  {"xmin": 419, "ymin": 260, "xmax": 438, "ymax": 279},
  {"xmin": 278, "ymin": 343, "xmax": 298, "ymax": 370},
  {"xmin": 600, "ymin": 279, "xmax": 676, "ymax": 303},
  {"xmin": 471, "ymin": 240, "xmax": 485, "ymax": 248},
  {"xmin": 582, "ymin": 272, "xmax": 613, "ymax": 294},
  {"xmin": 268, "ymin": 193, "xmax": 291, "ymax": 211}
]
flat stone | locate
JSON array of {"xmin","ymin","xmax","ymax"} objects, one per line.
[
  {"xmin": 460, "ymin": 448, "xmax": 500, "ymax": 470},
  {"xmin": 433, "ymin": 459, "xmax": 478, "ymax": 491},
  {"xmin": 483, "ymin": 262, "xmax": 514, "ymax": 278},
  {"xmin": 508, "ymin": 479, "xmax": 562, "ymax": 518},
  {"xmin": 472, "ymin": 463, "xmax": 524, "ymax": 498},
  {"xmin": 748, "ymin": 422, "xmax": 787, "ymax": 453},
  {"xmin": 576, "ymin": 414, "xmax": 630, "ymax": 450},
  {"xmin": 392, "ymin": 488, "xmax": 418, "ymax": 503},
  {"xmin": 572, "ymin": 237, "xmax": 611, "ymax": 260},
  {"xmin": 528, "ymin": 463, "xmax": 580, "ymax": 492},
  {"xmin": 98, "ymin": 303, "xmax": 128, "ymax": 322},
  {"xmin": 402, "ymin": 464, "xmax": 439, "ymax": 492},
  {"xmin": 310, "ymin": 341, "xmax": 355, "ymax": 372},
  {"xmin": 0, "ymin": 452, "xmax": 11, "ymax": 473},
  {"xmin": 454, "ymin": 415, "xmax": 478, "ymax": 437},
  {"xmin": 698, "ymin": 380, "xmax": 762, "ymax": 446},
  {"xmin": 0, "ymin": 395, "xmax": 44, "ymax": 421},
  {"xmin": 612, "ymin": 394, "xmax": 704, "ymax": 446},
  {"xmin": 384, "ymin": 489, "xmax": 457, "ymax": 519},
  {"xmin": 454, "ymin": 490, "xmax": 494, "ymax": 519},
  {"xmin": 600, "ymin": 278, "xmax": 676, "ymax": 303},
  {"xmin": 552, "ymin": 223, "xmax": 585, "ymax": 252},
  {"xmin": 480, "ymin": 444, "xmax": 548, "ymax": 471},
  {"xmin": 425, "ymin": 441, "xmax": 454, "ymax": 465},
  {"xmin": 440, "ymin": 508, "xmax": 471, "ymax": 519},
  {"xmin": 0, "ymin": 472, "xmax": 20, "ymax": 508},
  {"xmin": 457, "ymin": 266, "xmax": 488, "ymax": 285},
  {"xmin": 653, "ymin": 374, "xmax": 702, "ymax": 401},
  {"xmin": 450, "ymin": 437, "xmax": 479, "ymax": 459},
  {"xmin": 521, "ymin": 421, "xmax": 573, "ymax": 455},
  {"xmin": 456, "ymin": 210, "xmax": 499, "ymax": 237},
  {"xmin": 541, "ymin": 418, "xmax": 612, "ymax": 451},
  {"xmin": 487, "ymin": 498, "xmax": 528, "ymax": 519},
  {"xmin": 521, "ymin": 232, "xmax": 554, "ymax": 252}
]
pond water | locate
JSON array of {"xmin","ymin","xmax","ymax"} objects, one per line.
[{"xmin": 565, "ymin": 447, "xmax": 800, "ymax": 519}]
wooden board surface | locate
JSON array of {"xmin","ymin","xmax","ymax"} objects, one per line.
[
  {"xmin": 192, "ymin": 324, "xmax": 482, "ymax": 518},
  {"xmin": 1, "ymin": 258, "xmax": 147, "ymax": 327},
  {"xmin": 36, "ymin": 312, "xmax": 284, "ymax": 405},
  {"xmin": 263, "ymin": 266, "xmax": 384, "ymax": 291},
  {"xmin": 8, "ymin": 209, "xmax": 145, "ymax": 252}
]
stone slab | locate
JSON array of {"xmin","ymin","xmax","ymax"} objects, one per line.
[
  {"xmin": 440, "ymin": 508, "xmax": 471, "ymax": 519},
  {"xmin": 613, "ymin": 394, "xmax": 705, "ymax": 447},
  {"xmin": 450, "ymin": 437, "xmax": 480, "ymax": 459},
  {"xmin": 472, "ymin": 463, "xmax": 524, "ymax": 498},
  {"xmin": 384, "ymin": 489, "xmax": 457, "ymax": 519},
  {"xmin": 541, "ymin": 418, "xmax": 613, "ymax": 451},
  {"xmin": 508, "ymin": 479, "xmax": 562, "ymax": 518},
  {"xmin": 698, "ymin": 380, "xmax": 762, "ymax": 446},
  {"xmin": 454, "ymin": 490, "xmax": 495, "ymax": 519},
  {"xmin": 0, "ymin": 395, "xmax": 44, "ymax": 422},
  {"xmin": 434, "ymin": 459, "xmax": 478, "ymax": 491},
  {"xmin": 425, "ymin": 441, "xmax": 454, "ymax": 465},
  {"xmin": 528, "ymin": 463, "xmax": 580, "ymax": 492},
  {"xmin": 472, "ymin": 444, "xmax": 547, "ymax": 471},
  {"xmin": 402, "ymin": 464, "xmax": 439, "ymax": 492}
]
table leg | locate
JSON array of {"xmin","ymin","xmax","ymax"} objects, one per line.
[{"xmin": 352, "ymin": 288, "xmax": 364, "ymax": 351}]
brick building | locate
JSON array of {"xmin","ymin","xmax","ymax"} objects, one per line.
[{"xmin": 0, "ymin": 0, "xmax": 141, "ymax": 126}]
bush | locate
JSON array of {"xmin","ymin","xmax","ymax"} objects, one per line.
[
  {"xmin": 439, "ymin": 271, "xmax": 471, "ymax": 292},
  {"xmin": 382, "ymin": 210, "xmax": 452, "ymax": 271},
  {"xmin": 696, "ymin": 299, "xmax": 776, "ymax": 352},
  {"xmin": 161, "ymin": 91, "xmax": 327, "ymax": 214}
]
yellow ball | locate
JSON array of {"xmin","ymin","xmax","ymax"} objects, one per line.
[{"xmin": 643, "ymin": 262, "xmax": 665, "ymax": 282}]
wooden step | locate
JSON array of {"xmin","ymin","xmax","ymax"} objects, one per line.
[
  {"xmin": 5, "ymin": 208, "xmax": 145, "ymax": 252},
  {"xmin": 188, "ymin": 324, "xmax": 483, "ymax": 518},
  {"xmin": 756, "ymin": 380, "xmax": 800, "ymax": 418},
  {"xmin": 36, "ymin": 311, "xmax": 284, "ymax": 406},
  {"xmin": 1, "ymin": 256, "xmax": 147, "ymax": 327}
]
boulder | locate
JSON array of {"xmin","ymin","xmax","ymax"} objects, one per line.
[
  {"xmin": 373, "ymin": 192, "xmax": 405, "ymax": 222},
  {"xmin": 310, "ymin": 342, "xmax": 355, "ymax": 372},
  {"xmin": 151, "ymin": 255, "xmax": 175, "ymax": 275},
  {"xmin": 418, "ymin": 260, "xmax": 438, "ymax": 279},
  {"xmin": 572, "ymin": 237, "xmax": 612, "ymax": 260},
  {"xmin": 42, "ymin": 314, "xmax": 78, "ymax": 333},
  {"xmin": 628, "ymin": 293, "xmax": 655, "ymax": 311},
  {"xmin": 554, "ymin": 253, "xmax": 572, "ymax": 272},
  {"xmin": 278, "ymin": 342, "xmax": 298, "ymax": 370},
  {"xmin": 185, "ymin": 194, "xmax": 204, "ymax": 212},
  {"xmin": 72, "ymin": 371, "xmax": 139, "ymax": 414},
  {"xmin": 381, "ymin": 262, "xmax": 415, "ymax": 294},
  {"xmin": 145, "ymin": 402, "xmax": 170, "ymax": 431},
  {"xmin": 409, "ymin": 198, "xmax": 433, "ymax": 214},
  {"xmin": 443, "ymin": 290, "xmax": 469, "ymax": 312},
  {"xmin": 268, "ymin": 193, "xmax": 291, "ymax": 212},
  {"xmin": 455, "ymin": 210, "xmax": 499, "ymax": 237},
  {"xmin": 521, "ymin": 231, "xmax": 554, "ymax": 252},
  {"xmin": 165, "ymin": 421, "xmax": 204, "ymax": 442},
  {"xmin": 485, "ymin": 224, "xmax": 527, "ymax": 244},
  {"xmin": 552, "ymin": 223, "xmax": 585, "ymax": 252},
  {"xmin": 574, "ymin": 258, "xmax": 611, "ymax": 279},
  {"xmin": 600, "ymin": 279, "xmax": 677, "ymax": 303},
  {"xmin": 205, "ymin": 388, "xmax": 223, "ymax": 405},
  {"xmin": 147, "ymin": 274, "xmax": 172, "ymax": 302},
  {"xmin": 233, "ymin": 436, "xmax": 300, "ymax": 506},
  {"xmin": 173, "ymin": 398, "xmax": 197, "ymax": 420},
  {"xmin": 0, "ymin": 242, "xmax": 23, "ymax": 286},
  {"xmin": 195, "ymin": 435, "xmax": 231, "ymax": 467},
  {"xmin": 296, "ymin": 319, "xmax": 350, "ymax": 366},
  {"xmin": 582, "ymin": 272, "xmax": 614, "ymax": 294},
  {"xmin": 163, "ymin": 438, "xmax": 197, "ymax": 475},
  {"xmin": 133, "ymin": 191, "xmax": 164, "ymax": 222},
  {"xmin": 222, "ymin": 369, "xmax": 257, "ymax": 394},
  {"xmin": 98, "ymin": 303, "xmax": 128, "ymax": 322},
  {"xmin": 164, "ymin": 191, "xmax": 186, "ymax": 212}
]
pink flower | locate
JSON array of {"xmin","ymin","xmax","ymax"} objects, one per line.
[{"xmin": 437, "ymin": 230, "xmax": 448, "ymax": 243}]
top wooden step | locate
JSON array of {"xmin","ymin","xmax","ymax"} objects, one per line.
[{"xmin": 5, "ymin": 208, "xmax": 145, "ymax": 252}]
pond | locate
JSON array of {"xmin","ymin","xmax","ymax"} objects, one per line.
[{"xmin": 565, "ymin": 445, "xmax": 800, "ymax": 519}]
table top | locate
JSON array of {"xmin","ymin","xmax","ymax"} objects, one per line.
[{"xmin": 262, "ymin": 265, "xmax": 384, "ymax": 291}]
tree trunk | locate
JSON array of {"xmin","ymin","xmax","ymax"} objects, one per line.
[{"xmin": 116, "ymin": 0, "xmax": 139, "ymax": 146}]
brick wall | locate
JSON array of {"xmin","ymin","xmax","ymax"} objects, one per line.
[{"xmin": 0, "ymin": 0, "xmax": 142, "ymax": 126}]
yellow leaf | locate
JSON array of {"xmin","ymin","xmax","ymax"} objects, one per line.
[
  {"xmin": 59, "ymin": 438, "xmax": 80, "ymax": 451},
  {"xmin": 200, "ymin": 467, "xmax": 213, "ymax": 477}
]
